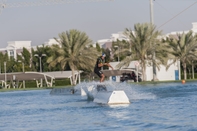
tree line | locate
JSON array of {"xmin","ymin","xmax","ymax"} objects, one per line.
[
  {"xmin": 112, "ymin": 23, "xmax": 197, "ymax": 81},
  {"xmin": 1, "ymin": 23, "xmax": 197, "ymax": 84}
]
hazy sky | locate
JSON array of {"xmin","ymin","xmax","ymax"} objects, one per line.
[{"xmin": 0, "ymin": 0, "xmax": 197, "ymax": 48}]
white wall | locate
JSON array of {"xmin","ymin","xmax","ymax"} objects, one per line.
[
  {"xmin": 110, "ymin": 60, "xmax": 180, "ymax": 81},
  {"xmin": 157, "ymin": 65, "xmax": 176, "ymax": 81},
  {"xmin": 146, "ymin": 60, "xmax": 179, "ymax": 81},
  {"xmin": 146, "ymin": 66, "xmax": 153, "ymax": 81}
]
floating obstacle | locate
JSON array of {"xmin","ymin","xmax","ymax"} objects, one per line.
[{"xmin": 80, "ymin": 84, "xmax": 130, "ymax": 104}]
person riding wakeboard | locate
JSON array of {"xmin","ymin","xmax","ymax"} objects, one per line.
[{"xmin": 94, "ymin": 53, "xmax": 113, "ymax": 82}]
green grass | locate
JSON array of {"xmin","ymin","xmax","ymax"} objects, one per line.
[
  {"xmin": 0, "ymin": 87, "xmax": 46, "ymax": 92},
  {"xmin": 0, "ymin": 85, "xmax": 73, "ymax": 92},
  {"xmin": 130, "ymin": 79, "xmax": 197, "ymax": 85},
  {"xmin": 1, "ymin": 79, "xmax": 196, "ymax": 92}
]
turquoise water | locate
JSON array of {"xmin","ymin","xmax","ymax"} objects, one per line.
[{"xmin": 0, "ymin": 82, "xmax": 197, "ymax": 131}]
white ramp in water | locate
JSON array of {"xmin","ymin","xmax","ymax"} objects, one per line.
[
  {"xmin": 80, "ymin": 83, "xmax": 130, "ymax": 104},
  {"xmin": 94, "ymin": 90, "xmax": 130, "ymax": 104}
]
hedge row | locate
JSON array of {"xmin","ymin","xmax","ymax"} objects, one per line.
[{"xmin": 2, "ymin": 79, "xmax": 71, "ymax": 88}]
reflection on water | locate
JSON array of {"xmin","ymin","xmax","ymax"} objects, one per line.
[{"xmin": 0, "ymin": 81, "xmax": 197, "ymax": 131}]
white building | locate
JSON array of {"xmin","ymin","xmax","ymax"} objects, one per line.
[
  {"xmin": 146, "ymin": 60, "xmax": 180, "ymax": 81},
  {"xmin": 32, "ymin": 38, "xmax": 60, "ymax": 50},
  {"xmin": 43, "ymin": 39, "xmax": 60, "ymax": 47},
  {"xmin": 0, "ymin": 39, "xmax": 60, "ymax": 60},
  {"xmin": 166, "ymin": 22, "xmax": 197, "ymax": 36},
  {"xmin": 110, "ymin": 31, "xmax": 129, "ymax": 41},
  {"xmin": 0, "ymin": 41, "xmax": 32, "ymax": 59},
  {"xmin": 94, "ymin": 39, "xmax": 112, "ymax": 48},
  {"xmin": 95, "ymin": 31, "xmax": 129, "ymax": 49},
  {"xmin": 96, "ymin": 22, "xmax": 197, "ymax": 49},
  {"xmin": 109, "ymin": 60, "xmax": 180, "ymax": 81},
  {"xmin": 191, "ymin": 22, "xmax": 197, "ymax": 32}
]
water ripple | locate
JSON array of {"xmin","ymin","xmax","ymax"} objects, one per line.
[{"xmin": 0, "ymin": 82, "xmax": 197, "ymax": 131}]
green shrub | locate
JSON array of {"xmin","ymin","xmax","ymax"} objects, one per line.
[
  {"xmin": 52, "ymin": 79, "xmax": 70, "ymax": 86},
  {"xmin": 25, "ymin": 81, "xmax": 37, "ymax": 88},
  {"xmin": 14, "ymin": 79, "xmax": 71, "ymax": 88}
]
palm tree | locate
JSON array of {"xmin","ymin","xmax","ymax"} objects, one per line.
[
  {"xmin": 47, "ymin": 29, "xmax": 99, "ymax": 85},
  {"xmin": 163, "ymin": 30, "xmax": 197, "ymax": 80},
  {"xmin": 112, "ymin": 39, "xmax": 131, "ymax": 62},
  {"xmin": 116, "ymin": 23, "xmax": 167, "ymax": 81}
]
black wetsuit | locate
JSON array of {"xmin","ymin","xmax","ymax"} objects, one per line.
[{"xmin": 94, "ymin": 56, "xmax": 104, "ymax": 78}]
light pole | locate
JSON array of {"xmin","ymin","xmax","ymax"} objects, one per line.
[
  {"xmin": 150, "ymin": 0, "xmax": 154, "ymax": 25},
  {"xmin": 114, "ymin": 46, "xmax": 119, "ymax": 62},
  {"xmin": 34, "ymin": 54, "xmax": 46, "ymax": 72},
  {"xmin": 34, "ymin": 54, "xmax": 46, "ymax": 87},
  {"xmin": 150, "ymin": 0, "xmax": 157, "ymax": 81}
]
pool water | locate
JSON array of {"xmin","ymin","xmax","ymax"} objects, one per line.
[{"xmin": 0, "ymin": 81, "xmax": 197, "ymax": 131}]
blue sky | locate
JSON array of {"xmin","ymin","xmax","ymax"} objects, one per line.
[{"xmin": 0, "ymin": 0, "xmax": 196, "ymax": 48}]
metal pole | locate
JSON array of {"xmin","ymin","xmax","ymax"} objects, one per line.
[
  {"xmin": 34, "ymin": 54, "xmax": 46, "ymax": 88},
  {"xmin": 150, "ymin": 0, "xmax": 154, "ymax": 24},
  {"xmin": 150, "ymin": 0, "xmax": 157, "ymax": 81}
]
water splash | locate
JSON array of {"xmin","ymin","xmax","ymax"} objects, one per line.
[{"xmin": 74, "ymin": 80, "xmax": 156, "ymax": 101}]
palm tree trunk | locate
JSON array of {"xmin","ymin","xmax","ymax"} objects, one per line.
[
  {"xmin": 71, "ymin": 69, "xmax": 76, "ymax": 85},
  {"xmin": 183, "ymin": 62, "xmax": 187, "ymax": 80},
  {"xmin": 192, "ymin": 61, "xmax": 194, "ymax": 79}
]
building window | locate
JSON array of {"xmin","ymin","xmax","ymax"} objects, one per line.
[{"xmin": 10, "ymin": 50, "xmax": 14, "ymax": 57}]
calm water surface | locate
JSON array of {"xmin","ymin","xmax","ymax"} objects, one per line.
[{"xmin": 0, "ymin": 82, "xmax": 197, "ymax": 131}]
